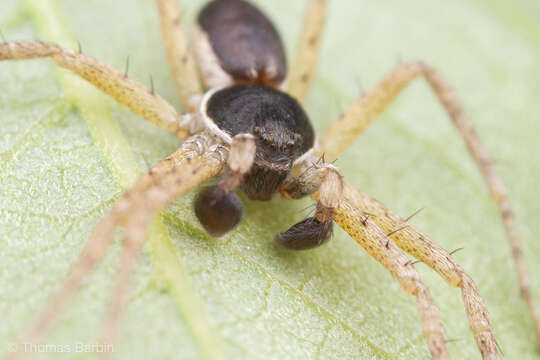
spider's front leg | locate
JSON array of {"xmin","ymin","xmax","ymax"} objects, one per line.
[
  {"xmin": 6, "ymin": 132, "xmax": 227, "ymax": 360},
  {"xmin": 0, "ymin": 41, "xmax": 192, "ymax": 137},
  {"xmin": 334, "ymin": 182, "xmax": 502, "ymax": 359},
  {"xmin": 279, "ymin": 160, "xmax": 450, "ymax": 359},
  {"xmin": 304, "ymin": 61, "xmax": 516, "ymax": 359}
]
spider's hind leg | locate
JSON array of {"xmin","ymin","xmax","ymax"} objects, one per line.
[
  {"xmin": 286, "ymin": 0, "xmax": 327, "ymax": 103},
  {"xmin": 155, "ymin": 0, "xmax": 203, "ymax": 112}
]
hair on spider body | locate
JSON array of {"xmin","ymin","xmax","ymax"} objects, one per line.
[{"xmin": 204, "ymin": 85, "xmax": 315, "ymax": 199}]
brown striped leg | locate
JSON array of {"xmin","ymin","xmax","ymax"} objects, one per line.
[
  {"xmin": 286, "ymin": 0, "xmax": 327, "ymax": 103},
  {"xmin": 7, "ymin": 135, "xmax": 226, "ymax": 360},
  {"xmin": 319, "ymin": 60, "xmax": 540, "ymax": 348},
  {"xmin": 155, "ymin": 0, "xmax": 203, "ymax": 112},
  {"xmin": 0, "ymin": 41, "xmax": 192, "ymax": 137}
]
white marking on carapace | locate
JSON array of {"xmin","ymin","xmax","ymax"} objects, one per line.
[
  {"xmin": 194, "ymin": 25, "xmax": 235, "ymax": 89},
  {"xmin": 199, "ymin": 87, "xmax": 233, "ymax": 144}
]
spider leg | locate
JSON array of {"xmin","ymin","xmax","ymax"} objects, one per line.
[
  {"xmin": 98, "ymin": 212, "xmax": 146, "ymax": 360},
  {"xmin": 7, "ymin": 133, "xmax": 226, "ymax": 360},
  {"xmin": 0, "ymin": 41, "xmax": 192, "ymax": 137},
  {"xmin": 281, "ymin": 164, "xmax": 450, "ymax": 358},
  {"xmin": 98, "ymin": 140, "xmax": 227, "ymax": 359},
  {"xmin": 286, "ymin": 0, "xmax": 327, "ymax": 102},
  {"xmin": 319, "ymin": 60, "xmax": 540, "ymax": 347},
  {"xmin": 334, "ymin": 184, "xmax": 503, "ymax": 359},
  {"xmin": 155, "ymin": 0, "xmax": 203, "ymax": 112},
  {"xmin": 100, "ymin": 133, "xmax": 252, "ymax": 351},
  {"xmin": 333, "ymin": 189, "xmax": 451, "ymax": 359},
  {"xmin": 322, "ymin": 182, "xmax": 501, "ymax": 359}
]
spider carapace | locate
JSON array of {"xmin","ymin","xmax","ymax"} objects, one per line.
[{"xmin": 2, "ymin": 0, "xmax": 537, "ymax": 359}]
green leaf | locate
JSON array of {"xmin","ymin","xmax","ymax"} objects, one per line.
[{"xmin": 1, "ymin": 0, "xmax": 539, "ymax": 359}]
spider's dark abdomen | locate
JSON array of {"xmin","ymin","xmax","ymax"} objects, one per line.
[
  {"xmin": 206, "ymin": 85, "xmax": 315, "ymax": 200},
  {"xmin": 198, "ymin": 0, "xmax": 287, "ymax": 87}
]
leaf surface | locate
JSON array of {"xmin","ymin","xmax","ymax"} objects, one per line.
[{"xmin": 1, "ymin": 0, "xmax": 539, "ymax": 359}]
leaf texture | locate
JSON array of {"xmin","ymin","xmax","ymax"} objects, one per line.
[{"xmin": 1, "ymin": 0, "xmax": 539, "ymax": 359}]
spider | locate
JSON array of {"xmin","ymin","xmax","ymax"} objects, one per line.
[{"xmin": 1, "ymin": 0, "xmax": 538, "ymax": 359}]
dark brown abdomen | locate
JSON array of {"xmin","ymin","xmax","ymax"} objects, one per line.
[{"xmin": 198, "ymin": 0, "xmax": 287, "ymax": 88}]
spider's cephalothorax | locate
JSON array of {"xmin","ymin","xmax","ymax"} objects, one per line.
[{"xmin": 205, "ymin": 85, "xmax": 315, "ymax": 199}]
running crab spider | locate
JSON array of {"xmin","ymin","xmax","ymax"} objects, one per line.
[{"xmin": 1, "ymin": 0, "xmax": 538, "ymax": 359}]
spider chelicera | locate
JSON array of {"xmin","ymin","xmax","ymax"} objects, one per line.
[{"xmin": 1, "ymin": 0, "xmax": 538, "ymax": 359}]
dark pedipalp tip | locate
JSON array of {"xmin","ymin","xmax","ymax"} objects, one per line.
[
  {"xmin": 275, "ymin": 217, "xmax": 332, "ymax": 251},
  {"xmin": 194, "ymin": 185, "xmax": 243, "ymax": 237}
]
